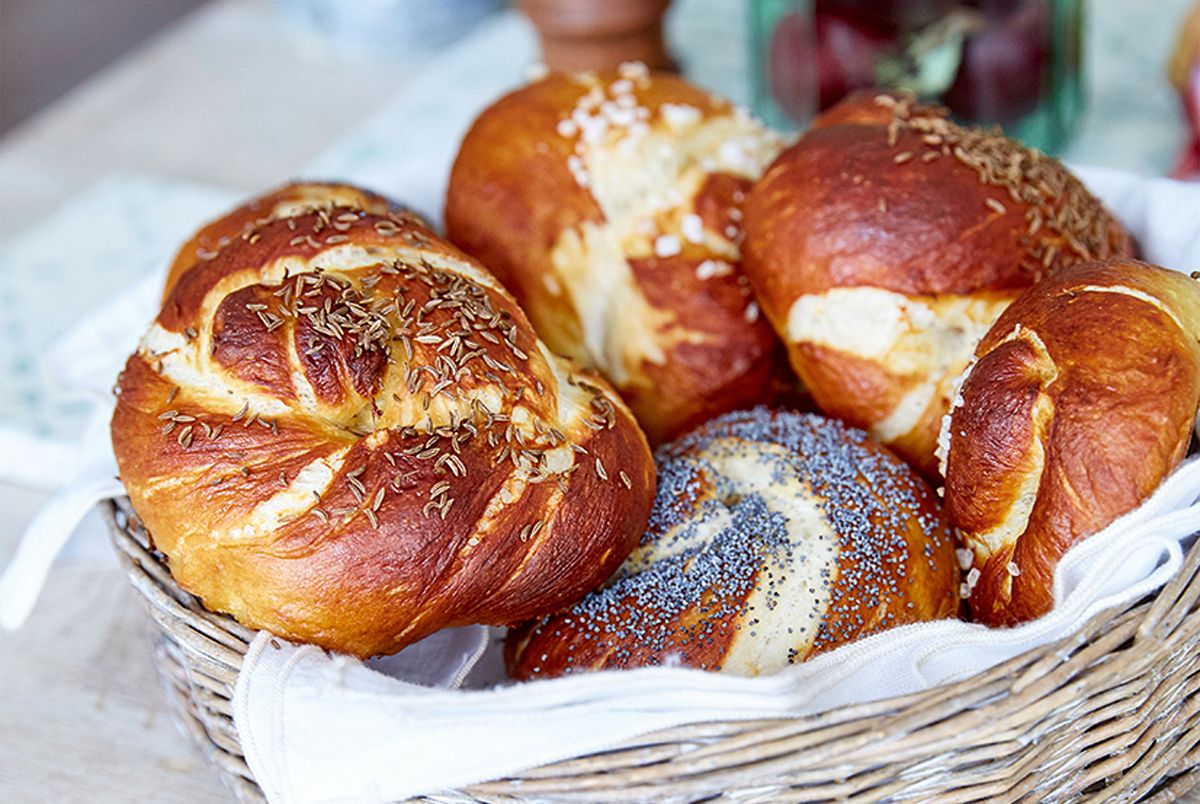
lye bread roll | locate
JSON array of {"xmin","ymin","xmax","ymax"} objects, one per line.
[
  {"xmin": 111, "ymin": 182, "xmax": 656, "ymax": 658},
  {"xmin": 506, "ymin": 408, "xmax": 960, "ymax": 679},
  {"xmin": 742, "ymin": 92, "xmax": 1132, "ymax": 477},
  {"xmin": 941, "ymin": 259, "xmax": 1200, "ymax": 626},
  {"xmin": 446, "ymin": 63, "xmax": 791, "ymax": 444}
]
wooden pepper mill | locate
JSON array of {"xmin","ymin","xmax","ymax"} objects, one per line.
[{"xmin": 518, "ymin": 0, "xmax": 675, "ymax": 73}]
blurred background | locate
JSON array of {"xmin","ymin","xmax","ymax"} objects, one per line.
[
  {"xmin": 1, "ymin": 0, "xmax": 205, "ymax": 135},
  {"xmin": 2, "ymin": 0, "xmax": 1197, "ymax": 230},
  {"xmin": 0, "ymin": 0, "xmax": 1197, "ymax": 801}
]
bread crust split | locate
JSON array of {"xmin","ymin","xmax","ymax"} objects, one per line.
[
  {"xmin": 941, "ymin": 259, "xmax": 1200, "ymax": 626},
  {"xmin": 742, "ymin": 92, "xmax": 1132, "ymax": 478},
  {"xmin": 446, "ymin": 66, "xmax": 795, "ymax": 444}
]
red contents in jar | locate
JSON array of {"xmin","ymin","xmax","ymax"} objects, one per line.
[
  {"xmin": 768, "ymin": 11, "xmax": 816, "ymax": 125},
  {"xmin": 942, "ymin": 1, "xmax": 1049, "ymax": 124},
  {"xmin": 813, "ymin": 7, "xmax": 897, "ymax": 111},
  {"xmin": 766, "ymin": 0, "xmax": 1054, "ymax": 128},
  {"xmin": 815, "ymin": 0, "xmax": 958, "ymax": 32}
]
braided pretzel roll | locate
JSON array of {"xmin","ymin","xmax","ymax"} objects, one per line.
[
  {"xmin": 506, "ymin": 408, "xmax": 959, "ymax": 679},
  {"xmin": 111, "ymin": 182, "xmax": 656, "ymax": 658},
  {"xmin": 445, "ymin": 64, "xmax": 791, "ymax": 444},
  {"xmin": 742, "ymin": 92, "xmax": 1132, "ymax": 478},
  {"xmin": 940, "ymin": 259, "xmax": 1200, "ymax": 627}
]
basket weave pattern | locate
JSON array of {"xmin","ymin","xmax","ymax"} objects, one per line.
[{"xmin": 105, "ymin": 498, "xmax": 1200, "ymax": 802}]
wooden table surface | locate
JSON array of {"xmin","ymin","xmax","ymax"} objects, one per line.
[{"xmin": 1, "ymin": 0, "xmax": 1197, "ymax": 801}]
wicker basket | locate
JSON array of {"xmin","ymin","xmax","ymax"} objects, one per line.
[{"xmin": 104, "ymin": 496, "xmax": 1200, "ymax": 802}]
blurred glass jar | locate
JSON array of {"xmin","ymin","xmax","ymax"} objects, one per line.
[
  {"xmin": 750, "ymin": 0, "xmax": 1084, "ymax": 153},
  {"xmin": 275, "ymin": 0, "xmax": 506, "ymax": 56}
]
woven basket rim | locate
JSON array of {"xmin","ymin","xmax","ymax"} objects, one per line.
[{"xmin": 103, "ymin": 496, "xmax": 1200, "ymax": 802}]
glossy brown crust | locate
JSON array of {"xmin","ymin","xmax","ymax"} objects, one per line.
[
  {"xmin": 943, "ymin": 260, "xmax": 1200, "ymax": 626},
  {"xmin": 163, "ymin": 182, "xmax": 403, "ymax": 301},
  {"xmin": 747, "ymin": 125, "xmax": 1030, "ymax": 301},
  {"xmin": 445, "ymin": 70, "xmax": 789, "ymax": 444},
  {"xmin": 112, "ymin": 183, "xmax": 656, "ymax": 657},
  {"xmin": 745, "ymin": 92, "xmax": 1132, "ymax": 300},
  {"xmin": 742, "ymin": 92, "xmax": 1132, "ymax": 475},
  {"xmin": 506, "ymin": 410, "xmax": 960, "ymax": 679},
  {"xmin": 623, "ymin": 242, "xmax": 788, "ymax": 437}
]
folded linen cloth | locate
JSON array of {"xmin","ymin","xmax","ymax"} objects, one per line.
[{"xmin": 237, "ymin": 458, "xmax": 1200, "ymax": 803}]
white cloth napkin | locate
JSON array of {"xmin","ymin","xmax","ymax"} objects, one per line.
[
  {"xmin": 242, "ymin": 136, "xmax": 1200, "ymax": 800},
  {"xmin": 222, "ymin": 164, "xmax": 1200, "ymax": 801},
  {"xmin": 236, "ymin": 458, "xmax": 1200, "ymax": 804}
]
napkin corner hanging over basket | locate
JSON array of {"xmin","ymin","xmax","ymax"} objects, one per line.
[{"xmin": 107, "ymin": 461, "xmax": 1200, "ymax": 803}]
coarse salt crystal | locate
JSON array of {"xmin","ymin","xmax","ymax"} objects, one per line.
[
  {"xmin": 556, "ymin": 119, "xmax": 578, "ymax": 138},
  {"xmin": 608, "ymin": 107, "xmax": 637, "ymax": 128},
  {"xmin": 695, "ymin": 260, "xmax": 732, "ymax": 280},
  {"xmin": 719, "ymin": 140, "xmax": 750, "ymax": 171},
  {"xmin": 1007, "ymin": 562, "xmax": 1021, "ymax": 577},
  {"xmin": 956, "ymin": 548, "xmax": 973, "ymax": 571},
  {"xmin": 616, "ymin": 136, "xmax": 639, "ymax": 155},
  {"xmin": 567, "ymin": 155, "xmax": 589, "ymax": 188},
  {"xmin": 966, "ymin": 567, "xmax": 981, "ymax": 591},
  {"xmin": 579, "ymin": 87, "xmax": 604, "ymax": 110},
  {"xmin": 578, "ymin": 116, "xmax": 608, "ymax": 144},
  {"xmin": 654, "ymin": 234, "xmax": 681, "ymax": 258},
  {"xmin": 681, "ymin": 214, "xmax": 704, "ymax": 243},
  {"xmin": 609, "ymin": 78, "xmax": 634, "ymax": 95},
  {"xmin": 661, "ymin": 103, "xmax": 702, "ymax": 130},
  {"xmin": 618, "ymin": 61, "xmax": 649, "ymax": 81},
  {"xmin": 744, "ymin": 301, "xmax": 760, "ymax": 323}
]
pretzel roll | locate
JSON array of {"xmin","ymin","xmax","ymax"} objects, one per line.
[
  {"xmin": 445, "ymin": 64, "xmax": 790, "ymax": 444},
  {"xmin": 940, "ymin": 260, "xmax": 1200, "ymax": 627},
  {"xmin": 506, "ymin": 408, "xmax": 959, "ymax": 678},
  {"xmin": 742, "ymin": 92, "xmax": 1132, "ymax": 477},
  {"xmin": 111, "ymin": 183, "xmax": 656, "ymax": 658}
]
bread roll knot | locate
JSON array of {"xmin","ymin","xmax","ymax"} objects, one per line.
[{"xmin": 111, "ymin": 183, "xmax": 656, "ymax": 657}]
